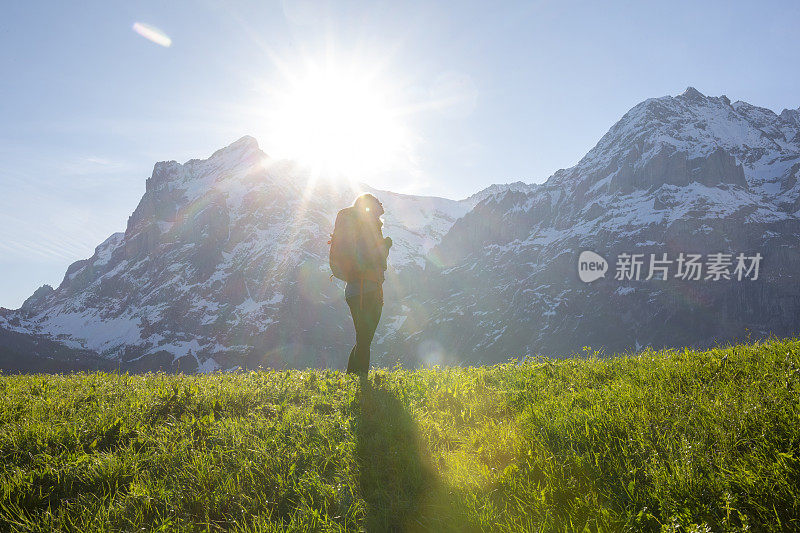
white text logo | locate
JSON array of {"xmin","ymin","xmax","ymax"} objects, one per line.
[{"xmin": 578, "ymin": 251, "xmax": 608, "ymax": 283}]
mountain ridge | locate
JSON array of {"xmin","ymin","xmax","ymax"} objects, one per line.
[
  {"xmin": 419, "ymin": 87, "xmax": 799, "ymax": 361},
  {"xmin": 2, "ymin": 87, "xmax": 799, "ymax": 371}
]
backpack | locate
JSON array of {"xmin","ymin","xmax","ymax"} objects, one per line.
[{"xmin": 329, "ymin": 208, "xmax": 358, "ymax": 281}]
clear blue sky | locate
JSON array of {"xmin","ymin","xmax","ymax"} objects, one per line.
[{"xmin": 1, "ymin": 0, "xmax": 799, "ymax": 309}]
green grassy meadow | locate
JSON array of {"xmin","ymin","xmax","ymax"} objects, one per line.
[{"xmin": 1, "ymin": 338, "xmax": 799, "ymax": 532}]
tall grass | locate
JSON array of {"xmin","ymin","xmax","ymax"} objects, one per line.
[{"xmin": 0, "ymin": 338, "xmax": 798, "ymax": 531}]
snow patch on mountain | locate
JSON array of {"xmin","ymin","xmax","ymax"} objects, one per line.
[
  {"xmin": 4, "ymin": 136, "xmax": 480, "ymax": 365},
  {"xmin": 5, "ymin": 87, "xmax": 800, "ymax": 370}
]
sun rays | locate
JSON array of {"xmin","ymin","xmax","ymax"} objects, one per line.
[{"xmin": 251, "ymin": 57, "xmax": 413, "ymax": 185}]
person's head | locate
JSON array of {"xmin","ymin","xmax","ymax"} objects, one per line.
[{"xmin": 352, "ymin": 193, "xmax": 384, "ymax": 218}]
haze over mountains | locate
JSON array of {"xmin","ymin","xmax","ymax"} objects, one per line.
[{"xmin": 2, "ymin": 87, "xmax": 799, "ymax": 372}]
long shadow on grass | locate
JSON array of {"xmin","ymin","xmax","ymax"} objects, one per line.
[{"xmin": 354, "ymin": 375, "xmax": 466, "ymax": 532}]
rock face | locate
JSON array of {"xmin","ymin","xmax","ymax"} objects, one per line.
[
  {"xmin": 406, "ymin": 88, "xmax": 800, "ymax": 363},
  {"xmin": 0, "ymin": 136, "xmax": 476, "ymax": 371},
  {"xmin": 1, "ymin": 88, "xmax": 799, "ymax": 371},
  {"xmin": 608, "ymin": 147, "xmax": 746, "ymax": 192}
]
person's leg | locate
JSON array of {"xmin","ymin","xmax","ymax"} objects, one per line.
[
  {"xmin": 346, "ymin": 297, "xmax": 361, "ymax": 373},
  {"xmin": 346, "ymin": 292, "xmax": 383, "ymax": 373},
  {"xmin": 357, "ymin": 292, "xmax": 382, "ymax": 372}
]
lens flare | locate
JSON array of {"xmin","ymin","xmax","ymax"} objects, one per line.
[
  {"xmin": 253, "ymin": 60, "xmax": 412, "ymax": 180},
  {"xmin": 132, "ymin": 22, "xmax": 172, "ymax": 48}
]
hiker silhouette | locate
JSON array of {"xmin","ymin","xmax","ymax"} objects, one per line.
[{"xmin": 329, "ymin": 193, "xmax": 392, "ymax": 373}]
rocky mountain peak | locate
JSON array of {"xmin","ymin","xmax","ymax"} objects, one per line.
[
  {"xmin": 462, "ymin": 181, "xmax": 538, "ymax": 207},
  {"xmin": 780, "ymin": 107, "xmax": 800, "ymax": 127},
  {"xmin": 209, "ymin": 135, "xmax": 263, "ymax": 159},
  {"xmin": 679, "ymin": 86, "xmax": 706, "ymax": 101},
  {"xmin": 547, "ymin": 88, "xmax": 800, "ymax": 202},
  {"xmin": 3, "ymin": 90, "xmax": 799, "ymax": 372},
  {"xmin": 20, "ymin": 285, "xmax": 54, "ymax": 312}
]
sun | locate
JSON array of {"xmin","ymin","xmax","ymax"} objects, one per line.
[{"xmin": 259, "ymin": 60, "xmax": 411, "ymax": 179}]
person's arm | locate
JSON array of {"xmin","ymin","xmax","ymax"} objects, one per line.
[{"xmin": 381, "ymin": 236, "xmax": 392, "ymax": 270}]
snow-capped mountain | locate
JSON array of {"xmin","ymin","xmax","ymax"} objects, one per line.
[
  {"xmin": 411, "ymin": 87, "xmax": 800, "ymax": 362},
  {"xmin": 2, "ymin": 87, "xmax": 799, "ymax": 371},
  {"xmin": 0, "ymin": 136, "xmax": 474, "ymax": 371}
]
